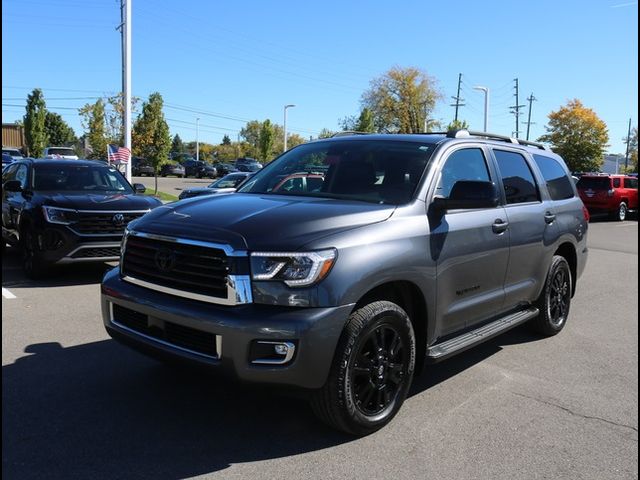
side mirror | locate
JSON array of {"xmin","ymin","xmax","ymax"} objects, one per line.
[
  {"xmin": 433, "ymin": 180, "xmax": 498, "ymax": 211},
  {"xmin": 3, "ymin": 180, "xmax": 23, "ymax": 192},
  {"xmin": 133, "ymin": 183, "xmax": 146, "ymax": 194}
]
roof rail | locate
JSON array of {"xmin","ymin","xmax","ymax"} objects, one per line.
[
  {"xmin": 446, "ymin": 129, "xmax": 552, "ymax": 151},
  {"xmin": 330, "ymin": 131, "xmax": 371, "ymax": 137}
]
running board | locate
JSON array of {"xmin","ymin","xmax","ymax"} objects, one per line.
[{"xmin": 426, "ymin": 307, "xmax": 539, "ymax": 362}]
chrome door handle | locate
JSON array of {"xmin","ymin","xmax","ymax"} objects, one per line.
[
  {"xmin": 492, "ymin": 219, "xmax": 509, "ymax": 234},
  {"xmin": 544, "ymin": 212, "xmax": 556, "ymax": 224}
]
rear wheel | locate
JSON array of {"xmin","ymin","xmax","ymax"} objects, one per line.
[
  {"xmin": 311, "ymin": 301, "xmax": 415, "ymax": 436},
  {"xmin": 614, "ymin": 202, "xmax": 628, "ymax": 221},
  {"xmin": 531, "ymin": 255, "xmax": 572, "ymax": 336}
]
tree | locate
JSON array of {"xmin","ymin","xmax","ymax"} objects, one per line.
[
  {"xmin": 44, "ymin": 112, "xmax": 76, "ymax": 146},
  {"xmin": 258, "ymin": 119, "xmax": 275, "ymax": 162},
  {"xmin": 340, "ymin": 108, "xmax": 376, "ymax": 133},
  {"xmin": 171, "ymin": 134, "xmax": 185, "ymax": 154},
  {"xmin": 318, "ymin": 128, "xmax": 335, "ymax": 139},
  {"xmin": 221, "ymin": 134, "xmax": 231, "ymax": 145},
  {"xmin": 624, "ymin": 126, "xmax": 638, "ymax": 173},
  {"xmin": 132, "ymin": 92, "xmax": 172, "ymax": 193},
  {"xmin": 361, "ymin": 66, "xmax": 443, "ymax": 133},
  {"xmin": 105, "ymin": 93, "xmax": 140, "ymax": 144},
  {"xmin": 446, "ymin": 119, "xmax": 469, "ymax": 131},
  {"xmin": 538, "ymin": 99, "xmax": 609, "ymax": 172},
  {"xmin": 23, "ymin": 88, "xmax": 48, "ymax": 157},
  {"xmin": 239, "ymin": 120, "xmax": 262, "ymax": 157},
  {"xmin": 79, "ymin": 99, "xmax": 108, "ymax": 160}
]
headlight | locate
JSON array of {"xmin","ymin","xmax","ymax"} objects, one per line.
[
  {"xmin": 250, "ymin": 249, "xmax": 336, "ymax": 287},
  {"xmin": 42, "ymin": 206, "xmax": 79, "ymax": 225}
]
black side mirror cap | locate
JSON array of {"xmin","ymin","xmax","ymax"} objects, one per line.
[
  {"xmin": 133, "ymin": 183, "xmax": 146, "ymax": 194},
  {"xmin": 3, "ymin": 180, "xmax": 22, "ymax": 192}
]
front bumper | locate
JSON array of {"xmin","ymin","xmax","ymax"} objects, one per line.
[
  {"xmin": 32, "ymin": 223, "xmax": 122, "ymax": 264},
  {"xmin": 101, "ymin": 267, "xmax": 353, "ymax": 389}
]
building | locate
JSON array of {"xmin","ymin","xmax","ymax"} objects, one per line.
[{"xmin": 2, "ymin": 123, "xmax": 25, "ymax": 151}]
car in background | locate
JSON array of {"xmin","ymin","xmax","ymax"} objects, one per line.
[
  {"xmin": 182, "ymin": 159, "xmax": 217, "ymax": 178},
  {"xmin": 132, "ymin": 157, "xmax": 155, "ymax": 176},
  {"xmin": 576, "ymin": 174, "xmax": 638, "ymax": 221},
  {"xmin": 160, "ymin": 162, "xmax": 185, "ymax": 177},
  {"xmin": 270, "ymin": 172, "xmax": 324, "ymax": 193},
  {"xmin": 43, "ymin": 147, "xmax": 79, "ymax": 160},
  {"xmin": 2, "ymin": 158, "xmax": 161, "ymax": 278},
  {"xmin": 2, "ymin": 147, "xmax": 24, "ymax": 160},
  {"xmin": 235, "ymin": 157, "xmax": 263, "ymax": 172},
  {"xmin": 178, "ymin": 172, "xmax": 253, "ymax": 200},
  {"xmin": 212, "ymin": 162, "xmax": 238, "ymax": 176},
  {"xmin": 3, "ymin": 153, "xmax": 15, "ymax": 169}
]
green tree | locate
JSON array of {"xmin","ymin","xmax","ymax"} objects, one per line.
[
  {"xmin": 79, "ymin": 99, "xmax": 108, "ymax": 160},
  {"xmin": 340, "ymin": 108, "xmax": 377, "ymax": 133},
  {"xmin": 538, "ymin": 99, "xmax": 609, "ymax": 172},
  {"xmin": 171, "ymin": 134, "xmax": 185, "ymax": 154},
  {"xmin": 446, "ymin": 119, "xmax": 469, "ymax": 131},
  {"xmin": 105, "ymin": 93, "xmax": 140, "ymax": 144},
  {"xmin": 258, "ymin": 119, "xmax": 275, "ymax": 162},
  {"xmin": 23, "ymin": 88, "xmax": 48, "ymax": 157},
  {"xmin": 361, "ymin": 66, "xmax": 443, "ymax": 133},
  {"xmin": 624, "ymin": 126, "xmax": 638, "ymax": 173},
  {"xmin": 44, "ymin": 112, "xmax": 76, "ymax": 146},
  {"xmin": 239, "ymin": 120, "xmax": 262, "ymax": 157},
  {"xmin": 318, "ymin": 128, "xmax": 335, "ymax": 139},
  {"xmin": 132, "ymin": 92, "xmax": 172, "ymax": 193},
  {"xmin": 221, "ymin": 134, "xmax": 231, "ymax": 145}
]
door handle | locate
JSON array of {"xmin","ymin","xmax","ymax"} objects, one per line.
[
  {"xmin": 544, "ymin": 211, "xmax": 556, "ymax": 224},
  {"xmin": 492, "ymin": 219, "xmax": 509, "ymax": 234}
]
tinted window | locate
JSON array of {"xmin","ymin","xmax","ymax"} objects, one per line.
[
  {"xmin": 2, "ymin": 163, "xmax": 19, "ymax": 183},
  {"xmin": 15, "ymin": 164, "xmax": 29, "ymax": 188},
  {"xmin": 494, "ymin": 150, "xmax": 539, "ymax": 204},
  {"xmin": 576, "ymin": 176, "xmax": 610, "ymax": 190},
  {"xmin": 32, "ymin": 164, "xmax": 133, "ymax": 193},
  {"xmin": 436, "ymin": 148, "xmax": 490, "ymax": 198},
  {"xmin": 613, "ymin": 178, "xmax": 621, "ymax": 188},
  {"xmin": 624, "ymin": 177, "xmax": 638, "ymax": 188},
  {"xmin": 46, "ymin": 148, "xmax": 76, "ymax": 156},
  {"xmin": 533, "ymin": 154, "xmax": 575, "ymax": 200}
]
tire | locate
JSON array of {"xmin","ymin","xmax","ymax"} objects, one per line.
[
  {"xmin": 615, "ymin": 202, "xmax": 628, "ymax": 222},
  {"xmin": 531, "ymin": 255, "xmax": 572, "ymax": 336},
  {"xmin": 22, "ymin": 229, "xmax": 48, "ymax": 279},
  {"xmin": 311, "ymin": 301, "xmax": 416, "ymax": 436}
]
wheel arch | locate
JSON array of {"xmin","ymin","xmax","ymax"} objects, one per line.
[{"xmin": 554, "ymin": 242, "xmax": 577, "ymax": 297}]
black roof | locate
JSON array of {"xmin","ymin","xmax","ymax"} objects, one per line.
[{"xmin": 23, "ymin": 158, "xmax": 109, "ymax": 167}]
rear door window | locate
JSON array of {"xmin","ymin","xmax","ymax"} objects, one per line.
[
  {"xmin": 624, "ymin": 177, "xmax": 638, "ymax": 188},
  {"xmin": 532, "ymin": 154, "xmax": 575, "ymax": 200},
  {"xmin": 494, "ymin": 150, "xmax": 540, "ymax": 204}
]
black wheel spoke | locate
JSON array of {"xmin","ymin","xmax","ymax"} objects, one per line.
[{"xmin": 389, "ymin": 333, "xmax": 401, "ymax": 358}]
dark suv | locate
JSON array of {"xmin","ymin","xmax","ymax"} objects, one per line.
[
  {"xmin": 182, "ymin": 159, "xmax": 217, "ymax": 179},
  {"xmin": 101, "ymin": 131, "xmax": 588, "ymax": 435},
  {"xmin": 2, "ymin": 159, "xmax": 162, "ymax": 278}
]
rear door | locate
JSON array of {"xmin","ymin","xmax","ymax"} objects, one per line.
[
  {"xmin": 622, "ymin": 177, "xmax": 638, "ymax": 209},
  {"xmin": 429, "ymin": 145, "xmax": 509, "ymax": 335}
]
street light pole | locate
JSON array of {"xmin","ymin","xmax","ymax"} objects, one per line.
[
  {"xmin": 473, "ymin": 86, "xmax": 489, "ymax": 132},
  {"xmin": 283, "ymin": 104, "xmax": 295, "ymax": 152},
  {"xmin": 123, "ymin": 0, "xmax": 132, "ymax": 182},
  {"xmin": 196, "ymin": 117, "xmax": 200, "ymax": 161}
]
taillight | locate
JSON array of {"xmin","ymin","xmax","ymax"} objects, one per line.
[{"xmin": 582, "ymin": 205, "xmax": 590, "ymax": 222}]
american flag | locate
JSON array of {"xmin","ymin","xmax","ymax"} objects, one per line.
[{"xmin": 107, "ymin": 144, "xmax": 131, "ymax": 164}]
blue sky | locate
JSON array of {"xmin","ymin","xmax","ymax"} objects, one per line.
[{"xmin": 2, "ymin": 0, "xmax": 638, "ymax": 153}]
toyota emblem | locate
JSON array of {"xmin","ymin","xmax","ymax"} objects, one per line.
[
  {"xmin": 112, "ymin": 213, "xmax": 126, "ymax": 226},
  {"xmin": 154, "ymin": 248, "xmax": 176, "ymax": 272}
]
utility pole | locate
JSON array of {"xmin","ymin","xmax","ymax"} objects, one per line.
[
  {"xmin": 117, "ymin": 0, "xmax": 132, "ymax": 181},
  {"xmin": 509, "ymin": 78, "xmax": 525, "ymax": 139},
  {"xmin": 524, "ymin": 93, "xmax": 537, "ymax": 140},
  {"xmin": 624, "ymin": 117, "xmax": 632, "ymax": 170},
  {"xmin": 196, "ymin": 117, "xmax": 200, "ymax": 161},
  {"xmin": 450, "ymin": 73, "xmax": 465, "ymax": 123}
]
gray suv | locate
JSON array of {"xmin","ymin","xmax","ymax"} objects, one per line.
[{"xmin": 101, "ymin": 130, "xmax": 588, "ymax": 435}]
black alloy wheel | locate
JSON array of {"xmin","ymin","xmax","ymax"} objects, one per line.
[{"xmin": 531, "ymin": 255, "xmax": 572, "ymax": 336}]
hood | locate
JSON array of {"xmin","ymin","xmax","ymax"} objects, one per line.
[
  {"xmin": 134, "ymin": 193, "xmax": 395, "ymax": 251},
  {"xmin": 37, "ymin": 192, "xmax": 161, "ymax": 211}
]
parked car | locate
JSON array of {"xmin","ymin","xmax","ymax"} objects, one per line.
[
  {"xmin": 2, "ymin": 158, "xmax": 161, "ymax": 278},
  {"xmin": 182, "ymin": 159, "xmax": 217, "ymax": 178},
  {"xmin": 178, "ymin": 172, "xmax": 254, "ymax": 199},
  {"xmin": 235, "ymin": 157, "xmax": 263, "ymax": 172},
  {"xmin": 270, "ymin": 172, "xmax": 324, "ymax": 193},
  {"xmin": 160, "ymin": 162, "xmax": 185, "ymax": 178},
  {"xmin": 43, "ymin": 147, "xmax": 79, "ymax": 160},
  {"xmin": 2, "ymin": 147, "xmax": 24, "ymax": 160},
  {"xmin": 101, "ymin": 130, "xmax": 588, "ymax": 435},
  {"xmin": 212, "ymin": 162, "xmax": 238, "ymax": 176},
  {"xmin": 2, "ymin": 153, "xmax": 14, "ymax": 169},
  {"xmin": 132, "ymin": 157, "xmax": 155, "ymax": 177},
  {"xmin": 576, "ymin": 174, "xmax": 638, "ymax": 221}
]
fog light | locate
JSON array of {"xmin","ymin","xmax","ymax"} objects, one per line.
[
  {"xmin": 250, "ymin": 340, "xmax": 296, "ymax": 365},
  {"xmin": 274, "ymin": 343, "xmax": 289, "ymax": 355}
]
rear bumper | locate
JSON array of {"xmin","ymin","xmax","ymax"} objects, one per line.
[{"xmin": 101, "ymin": 267, "xmax": 353, "ymax": 389}]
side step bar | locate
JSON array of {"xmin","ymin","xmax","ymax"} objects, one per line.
[{"xmin": 426, "ymin": 307, "xmax": 539, "ymax": 362}]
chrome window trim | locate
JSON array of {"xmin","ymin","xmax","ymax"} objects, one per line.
[{"xmin": 109, "ymin": 302, "xmax": 220, "ymax": 360}]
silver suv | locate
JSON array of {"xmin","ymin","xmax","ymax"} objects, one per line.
[{"xmin": 101, "ymin": 130, "xmax": 588, "ymax": 435}]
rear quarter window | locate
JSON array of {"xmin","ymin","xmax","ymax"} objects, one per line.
[{"xmin": 532, "ymin": 154, "xmax": 575, "ymax": 200}]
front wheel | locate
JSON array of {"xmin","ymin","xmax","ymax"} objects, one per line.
[
  {"xmin": 22, "ymin": 229, "xmax": 48, "ymax": 279},
  {"xmin": 311, "ymin": 301, "xmax": 415, "ymax": 436},
  {"xmin": 531, "ymin": 255, "xmax": 572, "ymax": 336},
  {"xmin": 615, "ymin": 202, "xmax": 628, "ymax": 222}
]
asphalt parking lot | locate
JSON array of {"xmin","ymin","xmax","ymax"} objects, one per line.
[
  {"xmin": 133, "ymin": 175, "xmax": 213, "ymax": 198},
  {"xmin": 2, "ymin": 220, "xmax": 638, "ymax": 480}
]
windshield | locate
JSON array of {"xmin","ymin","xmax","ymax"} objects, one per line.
[
  {"xmin": 576, "ymin": 176, "xmax": 611, "ymax": 190},
  {"xmin": 210, "ymin": 174, "xmax": 248, "ymax": 189},
  {"xmin": 46, "ymin": 148, "xmax": 76, "ymax": 156},
  {"xmin": 3, "ymin": 149, "xmax": 22, "ymax": 157},
  {"xmin": 238, "ymin": 140, "xmax": 436, "ymax": 204},
  {"xmin": 32, "ymin": 164, "xmax": 134, "ymax": 193}
]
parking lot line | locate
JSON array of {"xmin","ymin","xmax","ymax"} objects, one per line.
[{"xmin": 2, "ymin": 287, "xmax": 17, "ymax": 299}]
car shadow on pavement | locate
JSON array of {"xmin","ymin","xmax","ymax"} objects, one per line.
[
  {"xmin": 2, "ymin": 326, "xmax": 543, "ymax": 479},
  {"xmin": 2, "ymin": 245, "xmax": 114, "ymax": 288}
]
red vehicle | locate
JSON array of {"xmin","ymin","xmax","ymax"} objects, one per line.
[{"xmin": 576, "ymin": 174, "xmax": 638, "ymax": 221}]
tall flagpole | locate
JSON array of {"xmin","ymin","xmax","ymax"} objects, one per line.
[{"xmin": 123, "ymin": 0, "xmax": 132, "ymax": 181}]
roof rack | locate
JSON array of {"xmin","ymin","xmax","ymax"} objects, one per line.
[
  {"xmin": 446, "ymin": 129, "xmax": 552, "ymax": 151},
  {"xmin": 330, "ymin": 131, "xmax": 372, "ymax": 137}
]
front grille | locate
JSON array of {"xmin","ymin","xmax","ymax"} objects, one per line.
[
  {"xmin": 122, "ymin": 235, "xmax": 229, "ymax": 299},
  {"xmin": 71, "ymin": 246, "xmax": 121, "ymax": 258},
  {"xmin": 112, "ymin": 304, "xmax": 218, "ymax": 357},
  {"xmin": 72, "ymin": 211, "xmax": 147, "ymax": 236}
]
